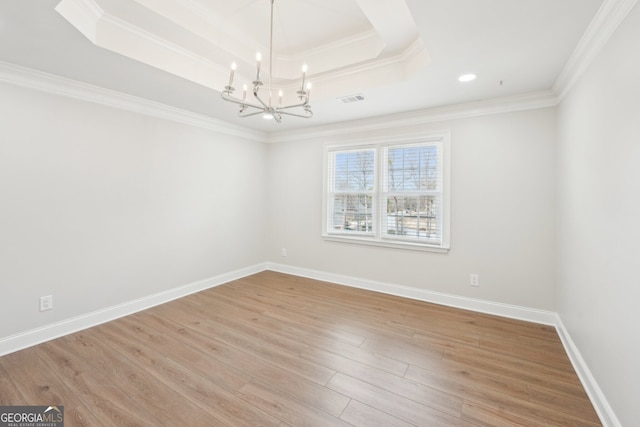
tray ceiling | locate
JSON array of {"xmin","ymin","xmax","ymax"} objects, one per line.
[{"xmin": 55, "ymin": 0, "xmax": 429, "ymax": 102}]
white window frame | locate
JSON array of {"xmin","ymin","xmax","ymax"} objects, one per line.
[{"xmin": 323, "ymin": 131, "xmax": 451, "ymax": 253}]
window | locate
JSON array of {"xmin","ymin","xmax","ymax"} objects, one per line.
[{"xmin": 324, "ymin": 132, "xmax": 450, "ymax": 252}]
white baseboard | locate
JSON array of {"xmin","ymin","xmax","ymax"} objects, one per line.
[
  {"xmin": 266, "ymin": 262, "xmax": 558, "ymax": 325},
  {"xmin": 0, "ymin": 263, "xmax": 268, "ymax": 357},
  {"xmin": 555, "ymin": 316, "xmax": 621, "ymax": 427}
]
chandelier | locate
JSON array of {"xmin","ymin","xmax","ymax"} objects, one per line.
[{"xmin": 222, "ymin": 0, "xmax": 313, "ymax": 123}]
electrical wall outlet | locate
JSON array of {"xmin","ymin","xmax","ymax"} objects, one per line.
[
  {"xmin": 281, "ymin": 248, "xmax": 287, "ymax": 257},
  {"xmin": 470, "ymin": 274, "xmax": 479, "ymax": 287},
  {"xmin": 40, "ymin": 295, "xmax": 53, "ymax": 311}
]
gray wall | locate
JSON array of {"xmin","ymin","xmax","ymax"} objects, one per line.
[
  {"xmin": 267, "ymin": 108, "xmax": 557, "ymax": 310},
  {"xmin": 0, "ymin": 82, "xmax": 268, "ymax": 338},
  {"xmin": 556, "ymin": 3, "xmax": 640, "ymax": 426}
]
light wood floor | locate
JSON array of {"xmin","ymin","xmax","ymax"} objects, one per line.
[{"xmin": 0, "ymin": 271, "xmax": 601, "ymax": 426}]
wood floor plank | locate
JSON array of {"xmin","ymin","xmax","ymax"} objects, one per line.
[
  {"xmin": 405, "ymin": 364, "xmax": 600, "ymax": 426},
  {"xmin": 236, "ymin": 380, "xmax": 352, "ymax": 427},
  {"xmin": 0, "ymin": 271, "xmax": 601, "ymax": 426},
  {"xmin": 301, "ymin": 342, "xmax": 409, "ymax": 377},
  {"xmin": 442, "ymin": 345, "xmax": 586, "ymax": 395},
  {"xmin": 0, "ymin": 347, "xmax": 106, "ymax": 426},
  {"xmin": 36, "ymin": 340, "xmax": 163, "ymax": 426},
  {"xmin": 460, "ymin": 400, "xmax": 532, "ymax": 427},
  {"xmin": 327, "ymin": 358, "xmax": 464, "ymax": 418},
  {"xmin": 228, "ymin": 277, "xmax": 417, "ymax": 339},
  {"xmin": 113, "ymin": 312, "xmax": 253, "ymax": 393},
  {"xmin": 327, "ymin": 372, "xmax": 475, "ymax": 426},
  {"xmin": 152, "ymin": 300, "xmax": 338, "ymax": 386},
  {"xmin": 0, "ymin": 363, "xmax": 28, "ymax": 404},
  {"xmin": 94, "ymin": 320, "xmax": 281, "ymax": 427},
  {"xmin": 339, "ymin": 399, "xmax": 416, "ymax": 427},
  {"xmin": 53, "ymin": 331, "xmax": 220, "ymax": 426},
  {"xmin": 176, "ymin": 292, "xmax": 312, "ymax": 355},
  {"xmin": 141, "ymin": 311, "xmax": 352, "ymax": 418},
  {"xmin": 359, "ymin": 334, "xmax": 446, "ymax": 370}
]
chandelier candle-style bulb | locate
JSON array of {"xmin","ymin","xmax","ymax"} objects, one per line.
[
  {"xmin": 255, "ymin": 52, "xmax": 262, "ymax": 82},
  {"xmin": 278, "ymin": 89, "xmax": 283, "ymax": 106},
  {"xmin": 301, "ymin": 63, "xmax": 308, "ymax": 91},
  {"xmin": 228, "ymin": 62, "xmax": 237, "ymax": 87},
  {"xmin": 242, "ymin": 84, "xmax": 247, "ymax": 102},
  {"xmin": 306, "ymin": 82, "xmax": 312, "ymax": 102}
]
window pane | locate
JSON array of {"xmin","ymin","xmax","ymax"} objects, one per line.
[
  {"xmin": 385, "ymin": 195, "xmax": 440, "ymax": 239},
  {"xmin": 387, "ymin": 145, "xmax": 439, "ymax": 192},
  {"xmin": 383, "ymin": 142, "xmax": 442, "ymax": 243},
  {"xmin": 331, "ymin": 194, "xmax": 373, "ymax": 232},
  {"xmin": 334, "ymin": 150, "xmax": 375, "ymax": 192}
]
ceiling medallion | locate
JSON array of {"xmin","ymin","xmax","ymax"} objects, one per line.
[{"xmin": 222, "ymin": 0, "xmax": 313, "ymax": 123}]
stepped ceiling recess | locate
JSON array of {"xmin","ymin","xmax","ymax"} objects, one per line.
[{"xmin": 0, "ymin": 0, "xmax": 604, "ymax": 131}]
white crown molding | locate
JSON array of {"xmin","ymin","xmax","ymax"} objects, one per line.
[
  {"xmin": 301, "ymin": 28, "xmax": 381, "ymax": 60},
  {"xmin": 267, "ymin": 90, "xmax": 558, "ymax": 143},
  {"xmin": 101, "ymin": 12, "xmax": 219, "ymax": 70},
  {"xmin": 309, "ymin": 35, "xmax": 428, "ymax": 86},
  {"xmin": 0, "ymin": 58, "xmax": 556, "ymax": 146},
  {"xmin": 553, "ymin": 0, "xmax": 639, "ymax": 100},
  {"xmin": 0, "ymin": 263, "xmax": 269, "ymax": 357},
  {"xmin": 0, "ymin": 61, "xmax": 557, "ymax": 146},
  {"xmin": 0, "ymin": 61, "xmax": 265, "ymax": 142},
  {"xmin": 555, "ymin": 316, "xmax": 621, "ymax": 427}
]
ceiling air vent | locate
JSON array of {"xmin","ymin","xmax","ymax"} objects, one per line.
[{"xmin": 337, "ymin": 94, "xmax": 365, "ymax": 104}]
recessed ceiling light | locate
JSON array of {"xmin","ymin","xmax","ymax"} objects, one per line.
[{"xmin": 458, "ymin": 73, "xmax": 477, "ymax": 83}]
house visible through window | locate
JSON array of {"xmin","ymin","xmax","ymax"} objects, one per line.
[{"xmin": 324, "ymin": 132, "xmax": 450, "ymax": 252}]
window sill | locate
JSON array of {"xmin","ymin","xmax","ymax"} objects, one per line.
[{"xmin": 322, "ymin": 234, "xmax": 450, "ymax": 253}]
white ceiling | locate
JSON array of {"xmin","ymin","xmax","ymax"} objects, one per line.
[{"xmin": 0, "ymin": 0, "xmax": 604, "ymax": 133}]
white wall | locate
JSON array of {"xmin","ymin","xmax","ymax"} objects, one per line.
[
  {"xmin": 267, "ymin": 108, "xmax": 557, "ymax": 311},
  {"xmin": 556, "ymin": 3, "xmax": 640, "ymax": 426},
  {"xmin": 0, "ymin": 82, "xmax": 268, "ymax": 339}
]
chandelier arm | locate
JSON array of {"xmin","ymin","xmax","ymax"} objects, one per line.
[
  {"xmin": 277, "ymin": 100, "xmax": 310, "ymax": 110},
  {"xmin": 220, "ymin": 90, "xmax": 239, "ymax": 102},
  {"xmin": 238, "ymin": 110, "xmax": 266, "ymax": 118},
  {"xmin": 278, "ymin": 109, "xmax": 313, "ymax": 119},
  {"xmin": 252, "ymin": 88, "xmax": 271, "ymax": 110},
  {"xmin": 221, "ymin": 91, "xmax": 265, "ymax": 111}
]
